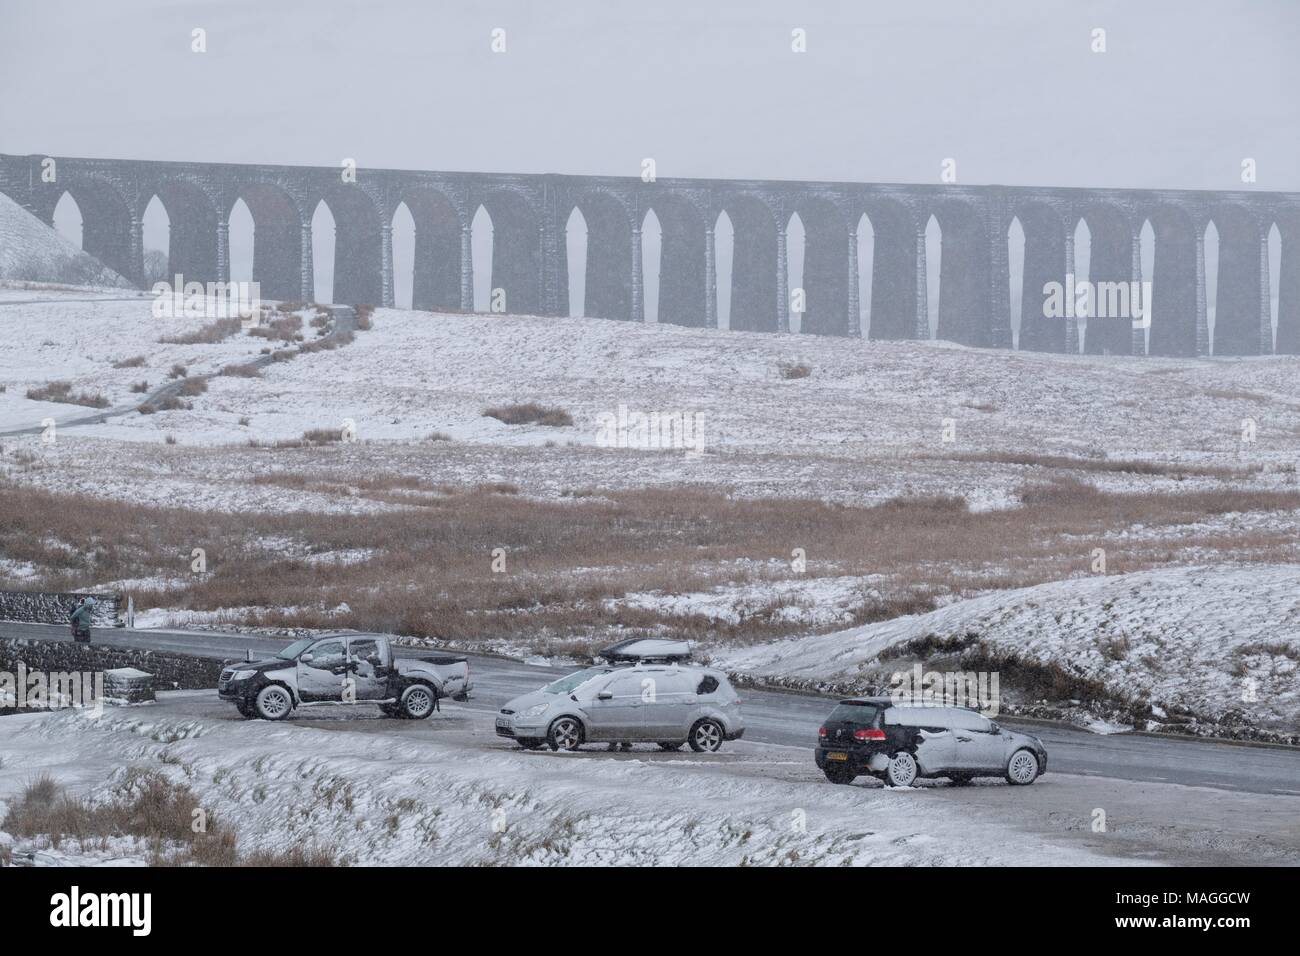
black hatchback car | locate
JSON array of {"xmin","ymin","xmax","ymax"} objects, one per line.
[{"xmin": 815, "ymin": 697, "xmax": 1048, "ymax": 787}]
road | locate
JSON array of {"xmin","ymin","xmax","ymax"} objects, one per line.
[{"xmin": 4, "ymin": 620, "xmax": 1298, "ymax": 798}]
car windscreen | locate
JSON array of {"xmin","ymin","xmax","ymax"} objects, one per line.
[
  {"xmin": 276, "ymin": 638, "xmax": 315, "ymax": 660},
  {"xmin": 826, "ymin": 702, "xmax": 881, "ymax": 725},
  {"xmin": 542, "ymin": 666, "xmax": 610, "ymax": 694}
]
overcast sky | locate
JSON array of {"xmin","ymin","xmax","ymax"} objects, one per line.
[
  {"xmin": 3, "ymin": 0, "xmax": 1296, "ymax": 191},
  {"xmin": 2, "ymin": 0, "xmax": 1294, "ymax": 337}
]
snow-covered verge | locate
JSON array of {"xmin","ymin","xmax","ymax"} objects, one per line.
[
  {"xmin": 0, "ymin": 704, "xmax": 1125, "ymax": 866},
  {"xmin": 716, "ymin": 564, "xmax": 1300, "ymax": 741},
  {"xmin": 0, "ymin": 195, "xmax": 131, "ymax": 288}
]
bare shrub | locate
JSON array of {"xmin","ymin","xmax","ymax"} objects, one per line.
[
  {"xmin": 25, "ymin": 381, "xmax": 109, "ymax": 408},
  {"xmin": 778, "ymin": 360, "xmax": 812, "ymax": 379},
  {"xmin": 221, "ymin": 362, "xmax": 263, "ymax": 378},
  {"xmin": 159, "ymin": 317, "xmax": 242, "ymax": 345},
  {"xmin": 113, "ymin": 355, "xmax": 147, "ymax": 369},
  {"xmin": 168, "ymin": 364, "xmax": 188, "ymax": 379},
  {"xmin": 248, "ymin": 313, "xmax": 303, "ymax": 342},
  {"xmin": 129, "ymin": 380, "xmax": 150, "ymax": 394},
  {"xmin": 483, "ymin": 402, "xmax": 574, "ymax": 427}
]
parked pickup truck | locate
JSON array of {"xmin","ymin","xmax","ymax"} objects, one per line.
[{"xmin": 218, "ymin": 632, "xmax": 471, "ymax": 721}]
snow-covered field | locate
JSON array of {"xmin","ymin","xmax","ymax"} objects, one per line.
[
  {"xmin": 717, "ymin": 564, "xmax": 1300, "ymax": 735},
  {"xmin": 3, "ymin": 294, "xmax": 1299, "ymax": 516},
  {"xmin": 0, "ymin": 701, "xmax": 1137, "ymax": 867}
]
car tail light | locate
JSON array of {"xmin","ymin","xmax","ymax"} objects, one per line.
[
  {"xmin": 853, "ymin": 728, "xmax": 885, "ymax": 741},
  {"xmin": 818, "ymin": 726, "xmax": 827, "ymax": 738}
]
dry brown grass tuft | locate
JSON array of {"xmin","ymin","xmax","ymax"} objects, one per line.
[
  {"xmin": 25, "ymin": 381, "xmax": 109, "ymax": 408},
  {"xmin": 159, "ymin": 317, "xmax": 243, "ymax": 345},
  {"xmin": 483, "ymin": 402, "xmax": 574, "ymax": 427}
]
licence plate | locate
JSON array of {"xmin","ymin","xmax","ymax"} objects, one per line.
[
  {"xmin": 495, "ymin": 718, "xmax": 509, "ymax": 728},
  {"xmin": 827, "ymin": 751, "xmax": 848, "ymax": 761}
]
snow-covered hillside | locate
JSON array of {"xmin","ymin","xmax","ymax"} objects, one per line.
[
  {"xmin": 3, "ymin": 296, "xmax": 1299, "ymax": 513},
  {"xmin": 0, "ymin": 193, "xmax": 130, "ymax": 287},
  {"xmin": 717, "ymin": 564, "xmax": 1300, "ymax": 735}
]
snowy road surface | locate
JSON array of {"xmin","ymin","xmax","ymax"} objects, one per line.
[{"xmin": 3, "ymin": 621, "xmax": 1298, "ymax": 798}]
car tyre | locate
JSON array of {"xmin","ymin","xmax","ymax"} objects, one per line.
[
  {"xmin": 399, "ymin": 684, "xmax": 437, "ymax": 720},
  {"xmin": 657, "ymin": 742, "xmax": 683, "ymax": 752},
  {"xmin": 688, "ymin": 719, "xmax": 724, "ymax": 753},
  {"xmin": 1005, "ymin": 749, "xmax": 1040, "ymax": 785},
  {"xmin": 254, "ymin": 684, "xmax": 293, "ymax": 721},
  {"xmin": 884, "ymin": 751, "xmax": 919, "ymax": 787},
  {"xmin": 547, "ymin": 716, "xmax": 583, "ymax": 751}
]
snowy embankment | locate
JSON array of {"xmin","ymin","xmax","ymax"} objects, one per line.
[
  {"xmin": 0, "ymin": 704, "xmax": 1122, "ymax": 866},
  {"xmin": 716, "ymin": 564, "xmax": 1300, "ymax": 737},
  {"xmin": 0, "ymin": 194, "xmax": 131, "ymax": 288}
]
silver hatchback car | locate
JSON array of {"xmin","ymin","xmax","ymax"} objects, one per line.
[{"xmin": 496, "ymin": 663, "xmax": 745, "ymax": 752}]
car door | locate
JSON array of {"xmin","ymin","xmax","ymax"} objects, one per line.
[
  {"xmin": 345, "ymin": 637, "xmax": 386, "ymax": 701},
  {"xmin": 296, "ymin": 637, "xmax": 348, "ymax": 702},
  {"xmin": 947, "ymin": 709, "xmax": 1007, "ymax": 771},
  {"xmin": 641, "ymin": 670, "xmax": 695, "ymax": 739},
  {"xmin": 584, "ymin": 672, "xmax": 645, "ymax": 741},
  {"xmin": 890, "ymin": 706, "xmax": 958, "ymax": 773}
]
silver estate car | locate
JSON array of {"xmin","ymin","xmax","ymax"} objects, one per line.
[{"xmin": 496, "ymin": 662, "xmax": 745, "ymax": 752}]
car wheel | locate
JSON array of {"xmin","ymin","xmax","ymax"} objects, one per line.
[
  {"xmin": 254, "ymin": 684, "xmax": 293, "ymax": 721},
  {"xmin": 547, "ymin": 716, "xmax": 583, "ymax": 751},
  {"xmin": 824, "ymin": 766, "xmax": 856, "ymax": 785},
  {"xmin": 1006, "ymin": 749, "xmax": 1040, "ymax": 785},
  {"xmin": 400, "ymin": 684, "xmax": 437, "ymax": 720},
  {"xmin": 657, "ymin": 742, "xmax": 683, "ymax": 752},
  {"xmin": 884, "ymin": 751, "xmax": 919, "ymax": 787},
  {"xmin": 688, "ymin": 719, "xmax": 723, "ymax": 753}
]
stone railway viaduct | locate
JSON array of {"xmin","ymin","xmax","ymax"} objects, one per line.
[{"xmin": 3, "ymin": 153, "xmax": 1298, "ymax": 356}]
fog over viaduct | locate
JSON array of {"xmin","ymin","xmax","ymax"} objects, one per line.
[{"xmin": 3, "ymin": 153, "xmax": 1297, "ymax": 356}]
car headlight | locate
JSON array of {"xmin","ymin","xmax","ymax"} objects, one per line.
[
  {"xmin": 232, "ymin": 669, "xmax": 257, "ymax": 681},
  {"xmin": 521, "ymin": 703, "xmax": 550, "ymax": 718}
]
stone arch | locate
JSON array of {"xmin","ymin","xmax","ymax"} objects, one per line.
[
  {"xmin": 397, "ymin": 184, "xmax": 465, "ymax": 311},
  {"xmin": 1206, "ymin": 203, "xmax": 1268, "ymax": 355},
  {"xmin": 719, "ymin": 192, "xmax": 780, "ymax": 332},
  {"xmin": 1137, "ymin": 203, "xmax": 1200, "ymax": 357},
  {"xmin": 645, "ymin": 192, "xmax": 708, "ymax": 327},
  {"xmin": 50, "ymin": 175, "xmax": 136, "ymax": 282},
  {"xmin": 567, "ymin": 188, "xmax": 635, "ymax": 321},
  {"xmin": 228, "ymin": 181, "xmax": 305, "ymax": 302},
  {"xmin": 308, "ymin": 184, "xmax": 383, "ymax": 306},
  {"xmin": 137, "ymin": 179, "xmax": 222, "ymax": 284},
  {"xmin": 861, "ymin": 197, "xmax": 918, "ymax": 340},
  {"xmin": 475, "ymin": 187, "xmax": 542, "ymax": 316},
  {"xmin": 789, "ymin": 196, "xmax": 851, "ymax": 336},
  {"xmin": 1006, "ymin": 200, "xmax": 1066, "ymax": 352},
  {"xmin": 1273, "ymin": 207, "xmax": 1300, "ymax": 355},
  {"xmin": 926, "ymin": 199, "xmax": 990, "ymax": 347},
  {"xmin": 1073, "ymin": 202, "xmax": 1135, "ymax": 355}
]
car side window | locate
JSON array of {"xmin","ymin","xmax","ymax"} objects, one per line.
[
  {"xmin": 349, "ymin": 639, "xmax": 382, "ymax": 676},
  {"xmin": 306, "ymin": 639, "xmax": 346, "ymax": 670},
  {"xmin": 948, "ymin": 709, "xmax": 994, "ymax": 733},
  {"xmin": 696, "ymin": 675, "xmax": 719, "ymax": 695}
]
